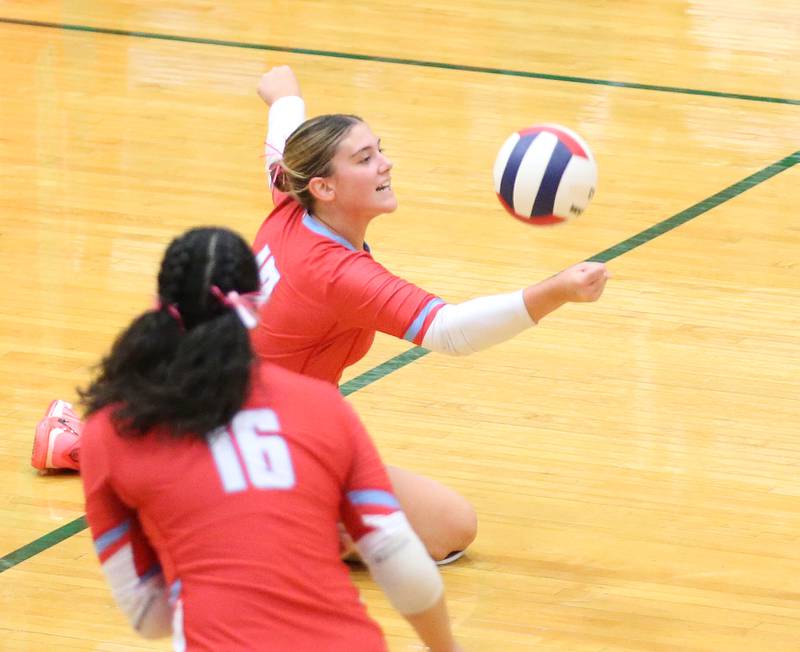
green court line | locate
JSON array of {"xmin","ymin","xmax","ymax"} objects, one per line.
[
  {"xmin": 1, "ymin": 16, "xmax": 799, "ymax": 106},
  {"xmin": 340, "ymin": 347, "xmax": 431, "ymax": 395},
  {"xmin": 0, "ymin": 48, "xmax": 800, "ymax": 573},
  {"xmin": 590, "ymin": 150, "xmax": 800, "ymax": 263},
  {"xmin": 0, "ymin": 516, "xmax": 87, "ymax": 572},
  {"xmin": 0, "ymin": 147, "xmax": 796, "ymax": 577},
  {"xmin": 1, "ymin": 150, "xmax": 797, "ymax": 573}
]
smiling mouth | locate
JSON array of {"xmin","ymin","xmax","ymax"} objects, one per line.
[{"xmin": 376, "ymin": 181, "xmax": 392, "ymax": 192}]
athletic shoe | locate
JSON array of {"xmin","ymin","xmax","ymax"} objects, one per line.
[{"xmin": 31, "ymin": 400, "xmax": 82, "ymax": 472}]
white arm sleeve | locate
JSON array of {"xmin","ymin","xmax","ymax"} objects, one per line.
[
  {"xmin": 265, "ymin": 95, "xmax": 306, "ymax": 174},
  {"xmin": 421, "ymin": 289, "xmax": 535, "ymax": 356},
  {"xmin": 355, "ymin": 512, "xmax": 444, "ymax": 615},
  {"xmin": 102, "ymin": 545, "xmax": 172, "ymax": 638}
]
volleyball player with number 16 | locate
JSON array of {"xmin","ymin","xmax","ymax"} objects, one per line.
[{"xmin": 78, "ymin": 227, "xmax": 463, "ymax": 652}]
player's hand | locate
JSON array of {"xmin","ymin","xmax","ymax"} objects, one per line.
[
  {"xmin": 559, "ymin": 261, "xmax": 609, "ymax": 302},
  {"xmin": 257, "ymin": 66, "xmax": 302, "ymax": 106}
]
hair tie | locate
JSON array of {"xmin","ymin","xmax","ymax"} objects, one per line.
[
  {"xmin": 264, "ymin": 143, "xmax": 286, "ymax": 189},
  {"xmin": 155, "ymin": 299, "xmax": 185, "ymax": 332},
  {"xmin": 269, "ymin": 162, "xmax": 285, "ymax": 189},
  {"xmin": 210, "ymin": 285, "xmax": 258, "ymax": 330}
]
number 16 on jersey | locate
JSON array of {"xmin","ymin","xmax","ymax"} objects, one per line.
[{"xmin": 209, "ymin": 408, "xmax": 296, "ymax": 493}]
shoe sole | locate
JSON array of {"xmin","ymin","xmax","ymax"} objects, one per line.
[{"xmin": 435, "ymin": 550, "xmax": 466, "ymax": 566}]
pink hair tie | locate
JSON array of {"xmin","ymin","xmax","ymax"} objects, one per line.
[
  {"xmin": 269, "ymin": 162, "xmax": 285, "ymax": 189},
  {"xmin": 210, "ymin": 285, "xmax": 258, "ymax": 330},
  {"xmin": 264, "ymin": 143, "xmax": 285, "ymax": 189},
  {"xmin": 155, "ymin": 299, "xmax": 185, "ymax": 332}
]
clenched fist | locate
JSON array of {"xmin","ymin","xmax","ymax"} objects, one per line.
[
  {"xmin": 257, "ymin": 65, "xmax": 302, "ymax": 106},
  {"xmin": 558, "ymin": 261, "xmax": 609, "ymax": 303},
  {"xmin": 522, "ymin": 260, "xmax": 610, "ymax": 322}
]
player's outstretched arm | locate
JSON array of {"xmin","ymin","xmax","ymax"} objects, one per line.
[{"xmin": 419, "ymin": 261, "xmax": 610, "ymax": 355}]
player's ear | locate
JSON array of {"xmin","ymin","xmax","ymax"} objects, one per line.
[{"xmin": 308, "ymin": 177, "xmax": 335, "ymax": 203}]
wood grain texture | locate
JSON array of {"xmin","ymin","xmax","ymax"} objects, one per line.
[{"xmin": 1, "ymin": 1, "xmax": 798, "ymax": 650}]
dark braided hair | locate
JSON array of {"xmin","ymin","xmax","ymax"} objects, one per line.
[{"xmin": 79, "ymin": 227, "xmax": 260, "ymax": 439}]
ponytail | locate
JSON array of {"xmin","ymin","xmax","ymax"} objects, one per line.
[{"xmin": 79, "ymin": 227, "xmax": 260, "ymax": 440}]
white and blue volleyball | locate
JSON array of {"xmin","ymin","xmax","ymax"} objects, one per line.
[{"xmin": 493, "ymin": 124, "xmax": 597, "ymax": 225}]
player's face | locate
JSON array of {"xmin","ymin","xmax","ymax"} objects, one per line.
[{"xmin": 326, "ymin": 122, "xmax": 397, "ymax": 220}]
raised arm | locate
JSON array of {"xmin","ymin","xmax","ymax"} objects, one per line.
[{"xmin": 257, "ymin": 66, "xmax": 306, "ymax": 196}]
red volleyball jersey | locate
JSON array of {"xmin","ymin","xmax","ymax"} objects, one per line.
[
  {"xmin": 81, "ymin": 362, "xmax": 399, "ymax": 651},
  {"xmin": 250, "ymin": 192, "xmax": 445, "ymax": 384}
]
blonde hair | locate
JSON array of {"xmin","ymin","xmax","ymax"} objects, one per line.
[{"xmin": 275, "ymin": 114, "xmax": 363, "ymax": 210}]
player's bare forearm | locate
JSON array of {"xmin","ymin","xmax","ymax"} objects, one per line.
[
  {"xmin": 523, "ymin": 261, "xmax": 609, "ymax": 322},
  {"xmin": 404, "ymin": 595, "xmax": 462, "ymax": 652}
]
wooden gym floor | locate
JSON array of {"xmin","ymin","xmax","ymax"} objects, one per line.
[{"xmin": 1, "ymin": 2, "xmax": 798, "ymax": 650}]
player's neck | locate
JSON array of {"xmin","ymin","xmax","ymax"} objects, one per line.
[{"xmin": 311, "ymin": 208, "xmax": 370, "ymax": 250}]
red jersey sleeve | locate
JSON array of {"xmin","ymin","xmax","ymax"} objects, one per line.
[
  {"xmin": 81, "ymin": 412, "xmax": 161, "ymax": 578},
  {"xmin": 324, "ymin": 252, "xmax": 446, "ymax": 345},
  {"xmin": 337, "ymin": 400, "xmax": 401, "ymax": 543},
  {"xmin": 81, "ymin": 412, "xmax": 172, "ymax": 637}
]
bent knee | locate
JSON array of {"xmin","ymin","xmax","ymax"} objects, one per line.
[{"xmin": 431, "ymin": 498, "xmax": 477, "ymax": 561}]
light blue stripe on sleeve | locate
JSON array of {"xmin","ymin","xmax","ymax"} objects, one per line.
[
  {"xmin": 347, "ymin": 490, "xmax": 401, "ymax": 508},
  {"xmin": 170, "ymin": 579, "xmax": 183, "ymax": 603},
  {"xmin": 403, "ymin": 297, "xmax": 445, "ymax": 342},
  {"xmin": 94, "ymin": 520, "xmax": 131, "ymax": 554}
]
